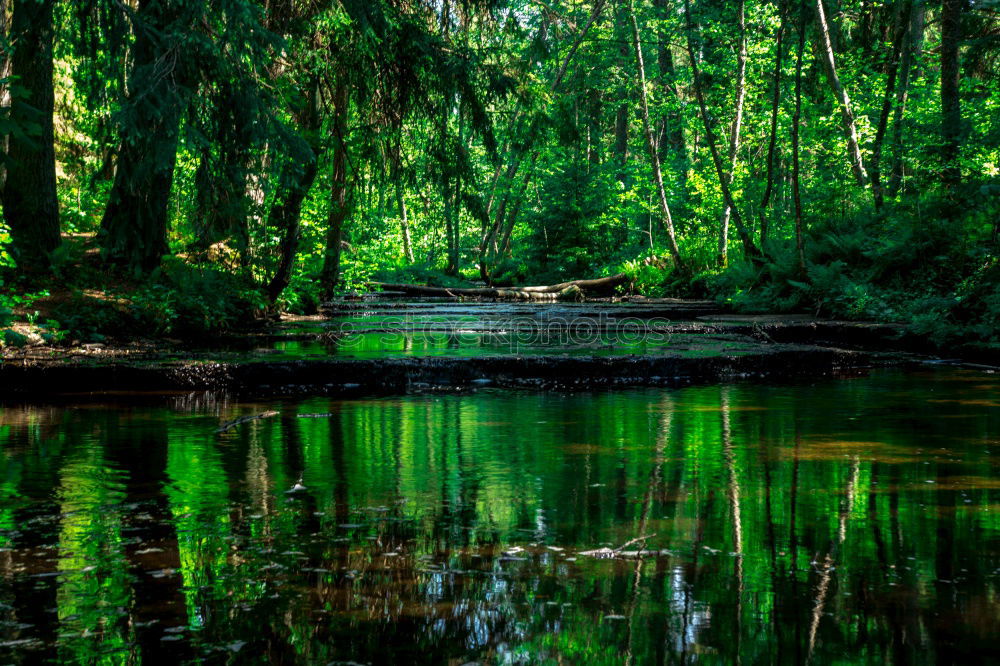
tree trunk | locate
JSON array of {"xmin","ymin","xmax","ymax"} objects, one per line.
[
  {"xmin": 629, "ymin": 0, "xmax": 683, "ymax": 269},
  {"xmin": 869, "ymin": 0, "xmax": 910, "ymax": 210},
  {"xmin": 719, "ymin": 0, "xmax": 748, "ymax": 267},
  {"xmin": 321, "ymin": 84, "xmax": 351, "ymax": 298},
  {"xmin": 450, "ymin": 113, "xmax": 464, "ymax": 274},
  {"xmin": 653, "ymin": 0, "xmax": 688, "ymax": 221},
  {"xmin": 940, "ymin": 0, "xmax": 963, "ymax": 193},
  {"xmin": 0, "ymin": 0, "xmax": 11, "ymax": 194},
  {"xmin": 683, "ymin": 0, "xmax": 761, "ymax": 261},
  {"xmin": 266, "ymin": 150, "xmax": 318, "ymax": 303},
  {"xmin": 655, "ymin": 41, "xmax": 688, "ymax": 209},
  {"xmin": 443, "ymin": 175, "xmax": 456, "ymax": 275},
  {"xmin": 499, "ymin": 150, "xmax": 539, "ymax": 256},
  {"xmin": 614, "ymin": 104, "xmax": 629, "ymax": 184},
  {"xmin": 588, "ymin": 93, "xmax": 602, "ymax": 167},
  {"xmin": 815, "ymin": 0, "xmax": 868, "ymax": 187},
  {"xmin": 398, "ymin": 181, "xmax": 414, "ymax": 263},
  {"xmin": 612, "ymin": 1, "xmax": 631, "ymax": 186},
  {"xmin": 887, "ymin": 5, "xmax": 916, "ymax": 196},
  {"xmin": 792, "ymin": 0, "xmax": 808, "ymax": 273},
  {"xmin": 100, "ymin": 0, "xmax": 191, "ymax": 274},
  {"xmin": 759, "ymin": 0, "xmax": 789, "ymax": 247},
  {"xmin": 267, "ymin": 81, "xmax": 322, "ymax": 303},
  {"xmin": 2, "ymin": 0, "xmax": 60, "ymax": 272}
]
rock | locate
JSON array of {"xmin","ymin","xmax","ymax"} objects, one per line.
[{"xmin": 557, "ymin": 285, "xmax": 585, "ymax": 302}]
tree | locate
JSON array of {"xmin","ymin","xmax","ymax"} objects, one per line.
[
  {"xmin": 683, "ymin": 0, "xmax": 761, "ymax": 261},
  {"xmin": 869, "ymin": 0, "xmax": 911, "ymax": 210},
  {"xmin": 791, "ymin": 0, "xmax": 807, "ymax": 273},
  {"xmin": 814, "ymin": 0, "xmax": 868, "ymax": 188},
  {"xmin": 718, "ymin": 0, "xmax": 748, "ymax": 266},
  {"xmin": 654, "ymin": 0, "xmax": 688, "ymax": 212},
  {"xmin": 2, "ymin": 0, "xmax": 60, "ymax": 272},
  {"xmin": 266, "ymin": 83, "xmax": 322, "ymax": 303},
  {"xmin": 758, "ymin": 0, "xmax": 789, "ymax": 246},
  {"xmin": 940, "ymin": 0, "xmax": 964, "ymax": 192},
  {"xmin": 628, "ymin": 0, "xmax": 683, "ymax": 268},
  {"xmin": 320, "ymin": 83, "xmax": 351, "ymax": 297},
  {"xmin": 99, "ymin": 0, "xmax": 197, "ymax": 274}
]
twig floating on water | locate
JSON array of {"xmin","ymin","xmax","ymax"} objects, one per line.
[{"xmin": 216, "ymin": 410, "xmax": 279, "ymax": 433}]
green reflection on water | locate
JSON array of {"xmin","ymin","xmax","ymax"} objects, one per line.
[
  {"xmin": 56, "ymin": 443, "xmax": 134, "ymax": 664},
  {"xmin": 0, "ymin": 368, "xmax": 999, "ymax": 664},
  {"xmin": 272, "ymin": 330, "xmax": 758, "ymax": 359}
]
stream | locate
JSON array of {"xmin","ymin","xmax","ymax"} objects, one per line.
[{"xmin": 1, "ymin": 366, "xmax": 999, "ymax": 663}]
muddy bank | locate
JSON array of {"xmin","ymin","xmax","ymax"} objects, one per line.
[{"xmin": 0, "ymin": 344, "xmax": 882, "ymax": 399}]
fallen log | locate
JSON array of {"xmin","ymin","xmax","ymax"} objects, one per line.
[{"xmin": 370, "ymin": 273, "xmax": 630, "ymax": 301}]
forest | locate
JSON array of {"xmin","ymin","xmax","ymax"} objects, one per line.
[
  {"xmin": 5, "ymin": 3, "xmax": 1000, "ymax": 662},
  {"xmin": 0, "ymin": 0, "xmax": 998, "ymax": 346}
]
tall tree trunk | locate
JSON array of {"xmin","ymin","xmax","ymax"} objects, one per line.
[
  {"xmin": 869, "ymin": 0, "xmax": 910, "ymax": 210},
  {"xmin": 719, "ymin": 0, "xmax": 748, "ymax": 266},
  {"xmin": 628, "ymin": 0, "xmax": 683, "ymax": 269},
  {"xmin": 321, "ymin": 84, "xmax": 351, "ymax": 298},
  {"xmin": 588, "ymin": 93, "xmax": 602, "ymax": 167},
  {"xmin": 815, "ymin": 0, "xmax": 868, "ymax": 187},
  {"xmin": 792, "ymin": 0, "xmax": 808, "ymax": 273},
  {"xmin": 266, "ymin": 82, "xmax": 322, "ymax": 303},
  {"xmin": 654, "ymin": 15, "xmax": 688, "ymax": 211},
  {"xmin": 450, "ymin": 113, "xmax": 464, "ymax": 275},
  {"xmin": 614, "ymin": 104, "xmax": 629, "ymax": 184},
  {"xmin": 499, "ymin": 150, "xmax": 539, "ymax": 256},
  {"xmin": 613, "ymin": 2, "xmax": 631, "ymax": 185},
  {"xmin": 398, "ymin": 181, "xmax": 414, "ymax": 263},
  {"xmin": 683, "ymin": 0, "xmax": 761, "ymax": 261},
  {"xmin": 100, "ymin": 0, "xmax": 190, "ymax": 274},
  {"xmin": 265, "ymin": 149, "xmax": 318, "ymax": 303},
  {"xmin": 887, "ymin": 4, "xmax": 917, "ymax": 196},
  {"xmin": 940, "ymin": 0, "xmax": 963, "ymax": 193},
  {"xmin": 443, "ymin": 174, "xmax": 456, "ymax": 274},
  {"xmin": 2, "ymin": 0, "xmax": 60, "ymax": 272},
  {"xmin": 759, "ymin": 0, "xmax": 789, "ymax": 247}
]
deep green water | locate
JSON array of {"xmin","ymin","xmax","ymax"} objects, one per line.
[{"xmin": 1, "ymin": 368, "xmax": 999, "ymax": 664}]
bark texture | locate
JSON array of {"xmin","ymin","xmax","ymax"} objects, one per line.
[
  {"xmin": 100, "ymin": 0, "xmax": 191, "ymax": 274},
  {"xmin": 3, "ymin": 0, "xmax": 61, "ymax": 271}
]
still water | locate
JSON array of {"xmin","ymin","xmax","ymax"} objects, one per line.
[{"xmin": 1, "ymin": 368, "xmax": 999, "ymax": 664}]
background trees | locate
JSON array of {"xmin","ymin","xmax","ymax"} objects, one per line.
[{"xmin": 0, "ymin": 0, "xmax": 997, "ymax": 342}]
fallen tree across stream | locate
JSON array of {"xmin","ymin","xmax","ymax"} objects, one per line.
[{"xmin": 369, "ymin": 274, "xmax": 631, "ymax": 301}]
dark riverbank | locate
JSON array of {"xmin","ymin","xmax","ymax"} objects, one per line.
[{"xmin": 0, "ymin": 299, "xmax": 967, "ymax": 399}]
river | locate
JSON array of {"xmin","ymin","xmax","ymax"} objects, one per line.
[{"xmin": 1, "ymin": 367, "xmax": 998, "ymax": 663}]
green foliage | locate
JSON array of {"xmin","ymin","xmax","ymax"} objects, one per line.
[
  {"xmin": 1, "ymin": 0, "xmax": 998, "ymax": 346},
  {"xmin": 525, "ymin": 161, "xmax": 621, "ymax": 282},
  {"xmin": 131, "ymin": 260, "xmax": 266, "ymax": 336},
  {"xmin": 618, "ymin": 257, "xmax": 671, "ymax": 297},
  {"xmin": 49, "ymin": 260, "xmax": 265, "ymax": 341}
]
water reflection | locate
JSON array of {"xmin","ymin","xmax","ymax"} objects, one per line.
[{"xmin": 1, "ymin": 368, "xmax": 999, "ymax": 663}]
